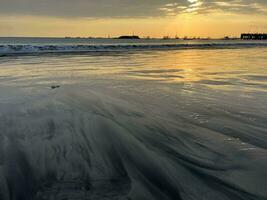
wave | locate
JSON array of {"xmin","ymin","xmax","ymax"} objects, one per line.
[{"xmin": 1, "ymin": 42, "xmax": 267, "ymax": 55}]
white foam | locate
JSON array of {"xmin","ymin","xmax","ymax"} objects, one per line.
[{"xmin": 0, "ymin": 43, "xmax": 266, "ymax": 55}]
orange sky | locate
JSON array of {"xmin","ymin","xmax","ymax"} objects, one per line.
[{"xmin": 1, "ymin": 1, "xmax": 267, "ymax": 38}]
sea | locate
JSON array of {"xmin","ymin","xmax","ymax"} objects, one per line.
[{"xmin": 0, "ymin": 37, "xmax": 266, "ymax": 200}]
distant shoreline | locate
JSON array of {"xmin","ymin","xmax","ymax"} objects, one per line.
[{"xmin": 0, "ymin": 36, "xmax": 241, "ymax": 40}]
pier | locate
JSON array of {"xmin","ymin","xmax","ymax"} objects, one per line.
[{"xmin": 241, "ymin": 33, "xmax": 267, "ymax": 40}]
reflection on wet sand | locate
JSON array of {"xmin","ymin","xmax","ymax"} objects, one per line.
[{"xmin": 0, "ymin": 48, "xmax": 267, "ymax": 200}]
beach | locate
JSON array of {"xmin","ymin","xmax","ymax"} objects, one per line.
[{"xmin": 0, "ymin": 38, "xmax": 267, "ymax": 200}]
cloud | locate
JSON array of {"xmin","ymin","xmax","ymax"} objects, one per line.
[
  {"xmin": 160, "ymin": 0, "xmax": 267, "ymax": 15},
  {"xmin": 0, "ymin": 0, "xmax": 267, "ymax": 18}
]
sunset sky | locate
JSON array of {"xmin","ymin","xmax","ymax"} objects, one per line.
[{"xmin": 1, "ymin": 0, "xmax": 267, "ymax": 38}]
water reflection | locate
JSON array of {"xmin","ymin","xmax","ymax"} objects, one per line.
[{"xmin": 0, "ymin": 48, "xmax": 267, "ymax": 200}]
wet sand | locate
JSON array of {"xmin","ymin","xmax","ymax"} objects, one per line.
[{"xmin": 0, "ymin": 48, "xmax": 267, "ymax": 200}]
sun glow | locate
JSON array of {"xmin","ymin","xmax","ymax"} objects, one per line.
[
  {"xmin": 187, "ymin": 0, "xmax": 198, "ymax": 3},
  {"xmin": 185, "ymin": 0, "xmax": 203, "ymax": 13},
  {"xmin": 0, "ymin": 2, "xmax": 267, "ymax": 38}
]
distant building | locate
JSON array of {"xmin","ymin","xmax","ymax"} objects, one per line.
[{"xmin": 241, "ymin": 33, "xmax": 267, "ymax": 40}]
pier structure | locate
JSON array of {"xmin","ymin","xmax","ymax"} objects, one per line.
[{"xmin": 241, "ymin": 33, "xmax": 267, "ymax": 40}]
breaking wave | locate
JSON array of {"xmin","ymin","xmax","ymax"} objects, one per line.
[{"xmin": 1, "ymin": 42, "xmax": 267, "ymax": 55}]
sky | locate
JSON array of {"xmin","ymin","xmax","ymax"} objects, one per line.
[{"xmin": 0, "ymin": 0, "xmax": 267, "ymax": 38}]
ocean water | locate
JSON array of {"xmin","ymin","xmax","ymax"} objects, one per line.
[{"xmin": 0, "ymin": 38, "xmax": 267, "ymax": 200}]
